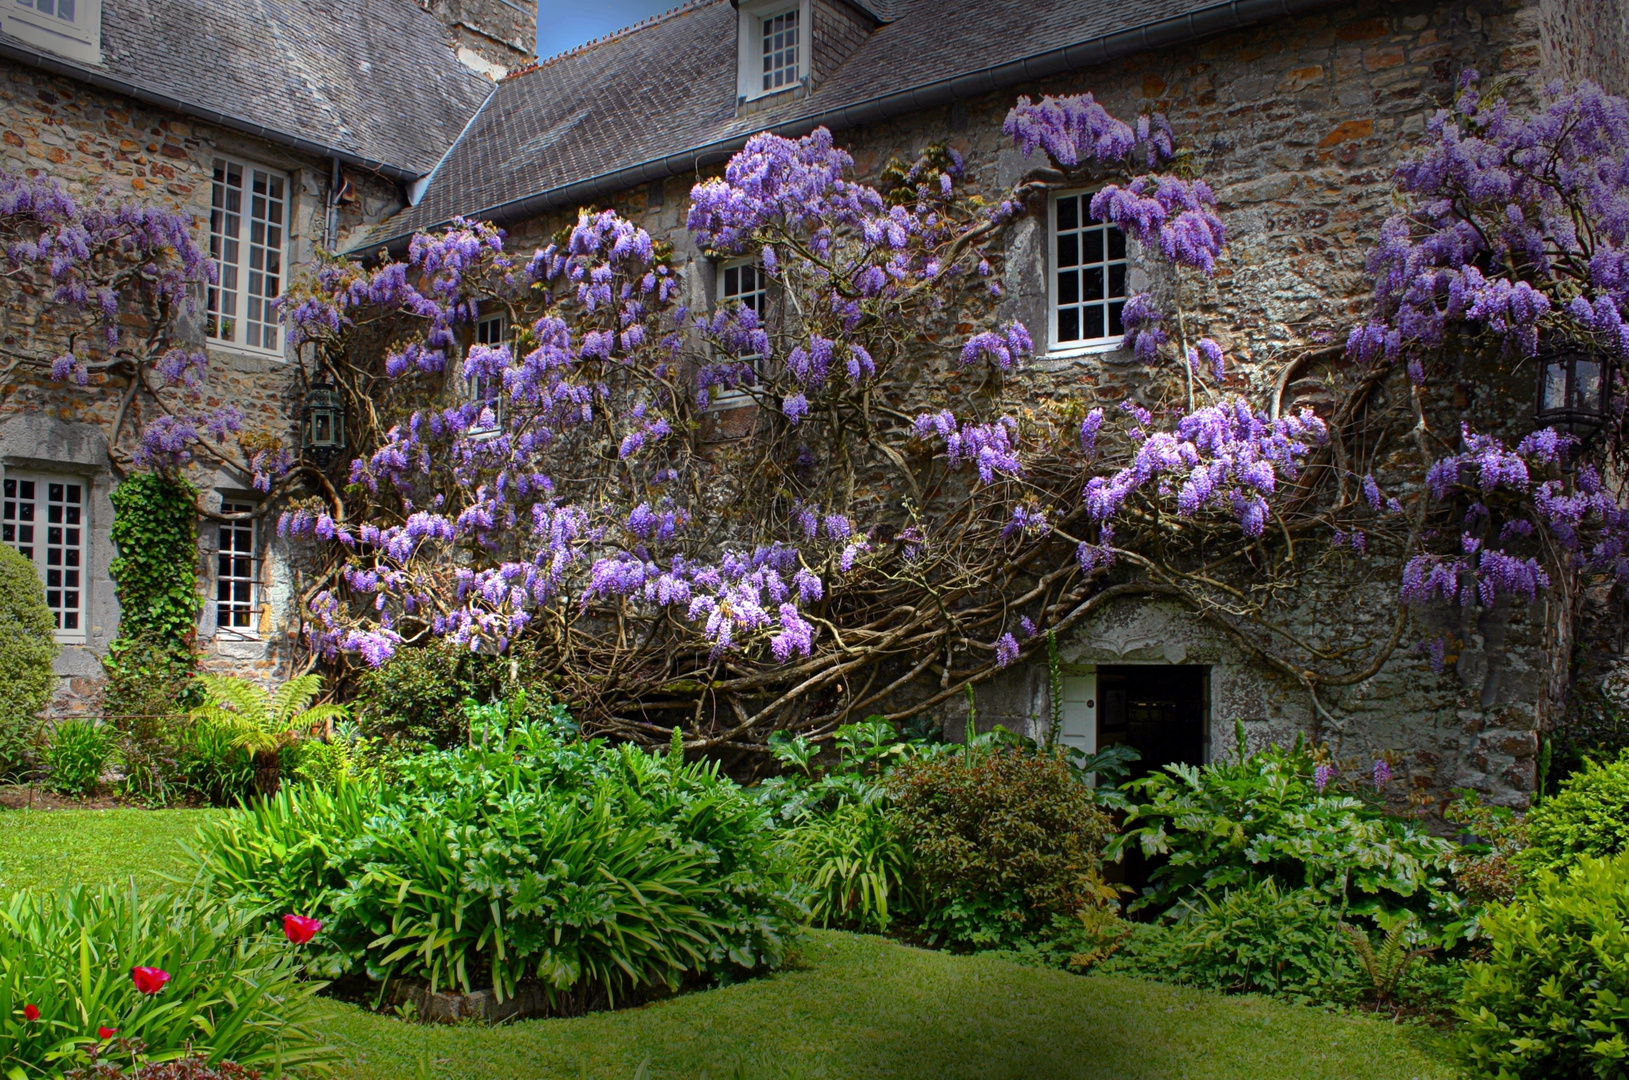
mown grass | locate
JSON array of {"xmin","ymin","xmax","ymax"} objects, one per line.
[
  {"xmin": 314, "ymin": 931, "xmax": 1457, "ymax": 1080},
  {"xmin": 0, "ymin": 810, "xmax": 1457, "ymax": 1080},
  {"xmin": 0, "ymin": 807, "xmax": 215, "ymax": 893}
]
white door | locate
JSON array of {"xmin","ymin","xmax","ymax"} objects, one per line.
[{"xmin": 1058, "ymin": 673, "xmax": 1097, "ymax": 757}]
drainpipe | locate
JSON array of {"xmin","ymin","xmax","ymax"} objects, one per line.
[{"xmin": 324, "ymin": 157, "xmax": 341, "ymax": 253}]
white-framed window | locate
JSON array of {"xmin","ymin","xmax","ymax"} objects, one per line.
[
  {"xmin": 736, "ymin": 1, "xmax": 806, "ymax": 102},
  {"xmin": 468, "ymin": 311, "xmax": 508, "ymax": 437},
  {"xmin": 1049, "ymin": 191, "xmax": 1129, "ymax": 353},
  {"xmin": 4, "ymin": 0, "xmax": 101, "ymax": 62},
  {"xmin": 760, "ymin": 8, "xmax": 799, "ymax": 93},
  {"xmin": 207, "ymin": 157, "xmax": 288, "ymax": 356},
  {"xmin": 215, "ymin": 502, "xmax": 257, "ymax": 637},
  {"xmin": 711, "ymin": 259, "xmax": 768, "ymax": 410},
  {"xmin": 2, "ymin": 472, "xmax": 86, "ymax": 642}
]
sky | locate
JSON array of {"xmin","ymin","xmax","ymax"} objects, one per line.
[{"xmin": 536, "ymin": 0, "xmax": 679, "ymax": 61}]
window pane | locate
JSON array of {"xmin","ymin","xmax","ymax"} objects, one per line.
[
  {"xmin": 3, "ymin": 474, "xmax": 86, "ymax": 637},
  {"xmin": 1058, "ymin": 307, "xmax": 1080, "ymax": 343},
  {"xmin": 216, "ymin": 502, "xmax": 257, "ymax": 634},
  {"xmin": 1058, "ymin": 270, "xmax": 1079, "ymax": 305},
  {"xmin": 1082, "ymin": 305, "xmax": 1105, "ymax": 340},
  {"xmin": 1057, "ymin": 196, "xmax": 1078, "ymax": 232},
  {"xmin": 56, "ymin": 0, "xmax": 73, "ymax": 20}
]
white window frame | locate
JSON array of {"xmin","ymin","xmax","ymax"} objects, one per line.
[
  {"xmin": 467, "ymin": 311, "xmax": 508, "ymax": 438},
  {"xmin": 1047, "ymin": 189, "xmax": 1131, "ymax": 357},
  {"xmin": 214, "ymin": 501, "xmax": 258, "ymax": 639},
  {"xmin": 206, "ymin": 155, "xmax": 291, "ymax": 358},
  {"xmin": 2, "ymin": 0, "xmax": 100, "ymax": 63},
  {"xmin": 709, "ymin": 258, "xmax": 768, "ymax": 411},
  {"xmin": 2, "ymin": 470, "xmax": 88, "ymax": 644},
  {"xmin": 736, "ymin": 0, "xmax": 808, "ymax": 103}
]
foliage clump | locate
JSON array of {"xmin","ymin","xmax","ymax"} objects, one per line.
[
  {"xmin": 1519, "ymin": 749, "xmax": 1629, "ymax": 875},
  {"xmin": 1457, "ymin": 851, "xmax": 1629, "ymax": 1078},
  {"xmin": 888, "ymin": 745, "xmax": 1113, "ymax": 948},
  {"xmin": 185, "ymin": 697, "xmax": 800, "ymax": 1010},
  {"xmin": 1110, "ymin": 734, "xmax": 1455, "ymax": 919},
  {"xmin": 43, "ymin": 719, "xmax": 113, "ymax": 796},
  {"xmin": 0, "ymin": 543, "xmax": 56, "ymax": 778},
  {"xmin": 0, "ymin": 886, "xmax": 328, "ymax": 1075}
]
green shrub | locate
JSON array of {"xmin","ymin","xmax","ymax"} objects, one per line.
[
  {"xmin": 888, "ymin": 746, "xmax": 1112, "ymax": 948},
  {"xmin": 0, "ymin": 543, "xmax": 57, "ymax": 779},
  {"xmin": 288, "ymin": 720, "xmax": 378, "ymax": 790},
  {"xmin": 1111, "ymin": 735, "xmax": 1455, "ymax": 919},
  {"xmin": 1102, "ymin": 880, "xmax": 1356, "ymax": 1004},
  {"xmin": 1519, "ymin": 749, "xmax": 1629, "ymax": 875},
  {"xmin": 43, "ymin": 720, "xmax": 112, "ymax": 797},
  {"xmin": 784, "ymin": 799, "xmax": 912, "ymax": 932},
  {"xmin": 1458, "ymin": 851, "xmax": 1629, "ymax": 1078},
  {"xmin": 174, "ymin": 721, "xmax": 254, "ymax": 807},
  {"xmin": 184, "ymin": 704, "xmax": 801, "ymax": 1009},
  {"xmin": 350, "ymin": 641, "xmax": 511, "ymax": 747},
  {"xmin": 0, "ymin": 885, "xmax": 329, "ymax": 1075}
]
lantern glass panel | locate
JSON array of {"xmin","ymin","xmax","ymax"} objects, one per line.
[
  {"xmin": 1574, "ymin": 359, "xmax": 1602, "ymax": 412},
  {"xmin": 1542, "ymin": 359, "xmax": 1569, "ymax": 414},
  {"xmin": 314, "ymin": 413, "xmax": 332, "ymax": 444}
]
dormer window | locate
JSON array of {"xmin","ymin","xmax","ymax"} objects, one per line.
[
  {"xmin": 760, "ymin": 8, "xmax": 799, "ymax": 93},
  {"xmin": 737, "ymin": 0, "xmax": 807, "ymax": 103},
  {"xmin": 3, "ymin": 0, "xmax": 101, "ymax": 64}
]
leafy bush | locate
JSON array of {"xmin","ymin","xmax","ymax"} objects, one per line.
[
  {"xmin": 288, "ymin": 720, "xmax": 378, "ymax": 790},
  {"xmin": 0, "ymin": 542, "xmax": 56, "ymax": 779},
  {"xmin": 888, "ymin": 746, "xmax": 1112, "ymax": 948},
  {"xmin": 1519, "ymin": 748, "xmax": 1629, "ymax": 875},
  {"xmin": 190, "ymin": 674, "xmax": 346, "ymax": 796},
  {"xmin": 350, "ymin": 641, "xmax": 511, "ymax": 748},
  {"xmin": 1111, "ymin": 734, "xmax": 1455, "ymax": 919},
  {"xmin": 785, "ymin": 799, "xmax": 911, "ymax": 932},
  {"xmin": 0, "ymin": 886, "xmax": 328, "ymax": 1075},
  {"xmin": 1458, "ymin": 851, "xmax": 1629, "ymax": 1078},
  {"xmin": 185, "ymin": 707, "xmax": 801, "ymax": 1010},
  {"xmin": 1447, "ymin": 790, "xmax": 1530, "ymax": 905},
  {"xmin": 44, "ymin": 720, "xmax": 112, "ymax": 797},
  {"xmin": 1102, "ymin": 880, "xmax": 1356, "ymax": 1004},
  {"xmin": 172, "ymin": 721, "xmax": 254, "ymax": 807}
]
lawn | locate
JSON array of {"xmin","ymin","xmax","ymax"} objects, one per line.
[
  {"xmin": 0, "ymin": 806, "xmax": 215, "ymax": 893},
  {"xmin": 0, "ymin": 810, "xmax": 1458, "ymax": 1080}
]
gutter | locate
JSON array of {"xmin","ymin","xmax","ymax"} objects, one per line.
[
  {"xmin": 371, "ymin": 0, "xmax": 1338, "ymax": 252},
  {"xmin": 0, "ymin": 37, "xmax": 426, "ymax": 182}
]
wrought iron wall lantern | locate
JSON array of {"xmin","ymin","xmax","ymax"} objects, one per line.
[
  {"xmin": 300, "ymin": 380, "xmax": 347, "ymax": 467},
  {"xmin": 1534, "ymin": 344, "xmax": 1613, "ymax": 440}
]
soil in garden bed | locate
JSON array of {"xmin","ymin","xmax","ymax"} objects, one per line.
[{"xmin": 0, "ymin": 784, "xmax": 133, "ymax": 810}]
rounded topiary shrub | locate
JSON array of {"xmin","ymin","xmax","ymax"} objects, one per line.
[
  {"xmin": 0, "ymin": 543, "xmax": 57, "ymax": 776},
  {"xmin": 1458, "ymin": 851, "xmax": 1629, "ymax": 1079},
  {"xmin": 887, "ymin": 747, "xmax": 1112, "ymax": 948},
  {"xmin": 1519, "ymin": 749, "xmax": 1629, "ymax": 875}
]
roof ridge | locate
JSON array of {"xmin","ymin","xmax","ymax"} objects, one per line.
[{"xmin": 507, "ymin": 0, "xmax": 719, "ymax": 81}]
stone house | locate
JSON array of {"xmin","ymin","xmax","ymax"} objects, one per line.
[
  {"xmin": 0, "ymin": 0, "xmax": 522, "ymax": 707},
  {"xmin": 3, "ymin": 0, "xmax": 1626, "ymax": 805}
]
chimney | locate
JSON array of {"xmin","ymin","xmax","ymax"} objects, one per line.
[{"xmin": 422, "ymin": 0, "xmax": 537, "ymax": 80}]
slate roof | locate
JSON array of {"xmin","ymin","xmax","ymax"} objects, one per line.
[
  {"xmin": 374, "ymin": 0, "xmax": 1331, "ymax": 246},
  {"xmin": 0, "ymin": 0, "xmax": 493, "ymax": 178}
]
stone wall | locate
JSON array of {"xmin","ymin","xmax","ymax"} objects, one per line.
[
  {"xmin": 0, "ymin": 60, "xmax": 405, "ymax": 712},
  {"xmin": 1539, "ymin": 0, "xmax": 1629, "ymax": 95}
]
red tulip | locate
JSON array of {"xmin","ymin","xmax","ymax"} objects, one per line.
[
  {"xmin": 21, "ymin": 1004, "xmax": 38, "ymax": 1022},
  {"xmin": 130, "ymin": 967, "xmax": 170, "ymax": 995},
  {"xmin": 282, "ymin": 914, "xmax": 322, "ymax": 945},
  {"xmin": 98, "ymin": 1026, "xmax": 117, "ymax": 1040}
]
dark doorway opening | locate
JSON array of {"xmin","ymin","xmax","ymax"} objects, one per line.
[
  {"xmin": 1095, "ymin": 665, "xmax": 1208, "ymax": 903},
  {"xmin": 1096, "ymin": 664, "xmax": 1208, "ymax": 782}
]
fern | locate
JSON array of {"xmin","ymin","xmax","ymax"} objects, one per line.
[
  {"xmin": 1339, "ymin": 916, "xmax": 1435, "ymax": 1004},
  {"xmin": 191, "ymin": 673, "xmax": 348, "ymax": 757}
]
